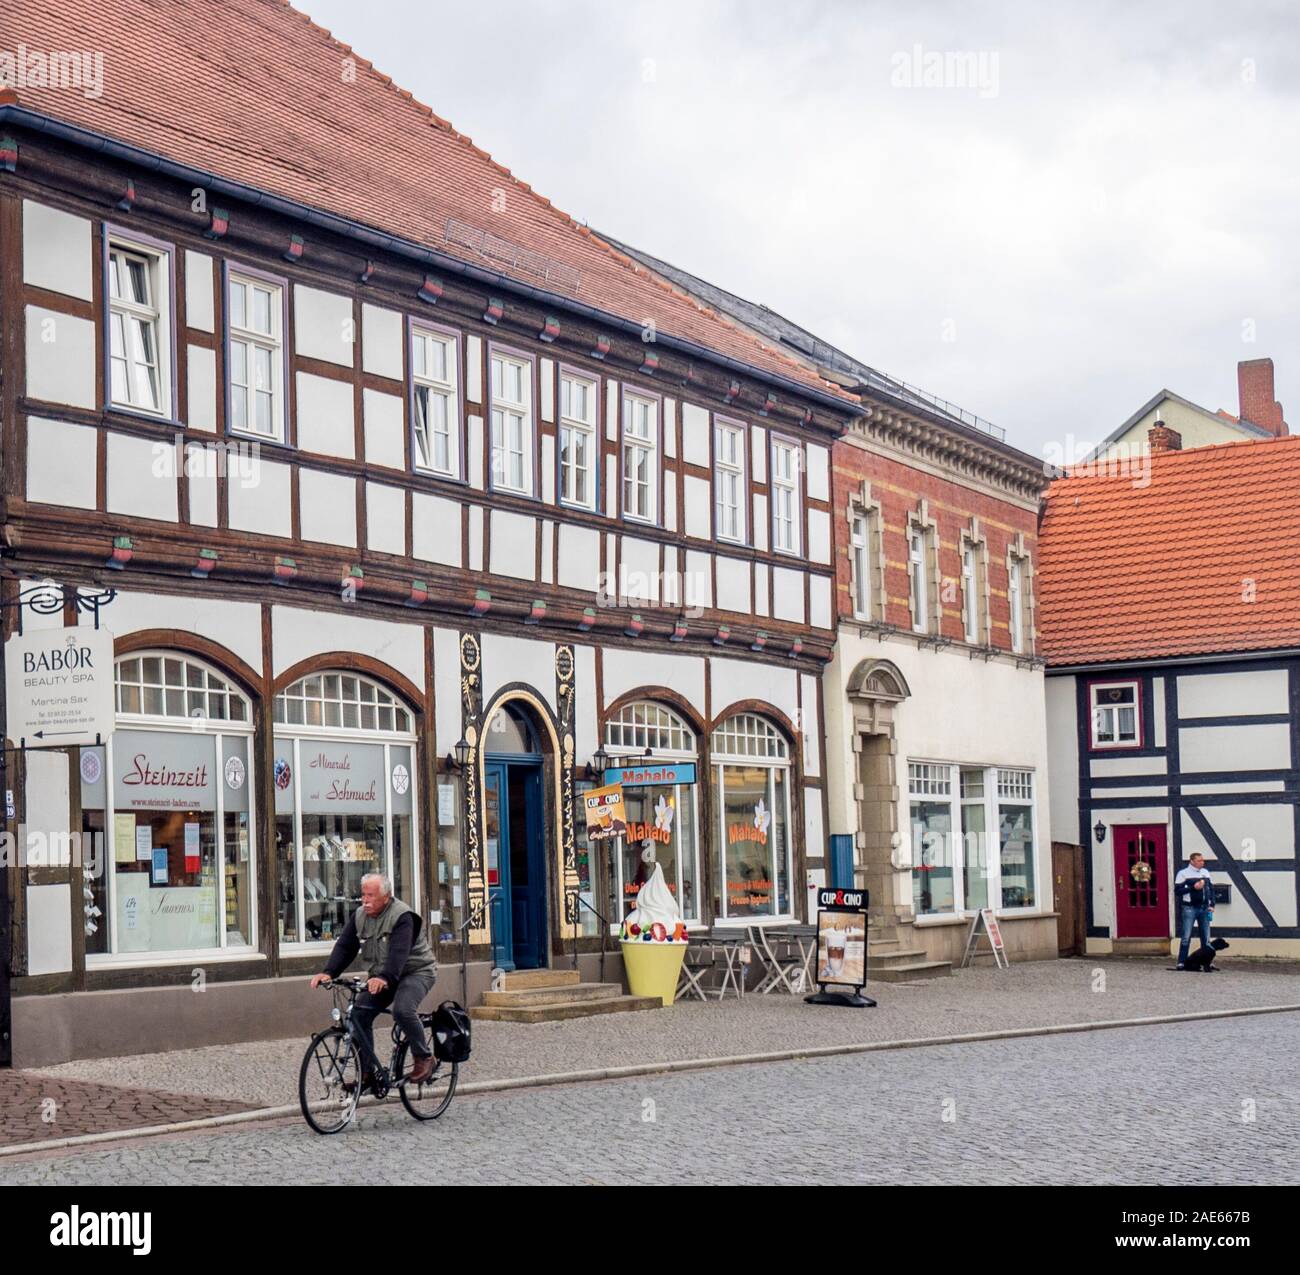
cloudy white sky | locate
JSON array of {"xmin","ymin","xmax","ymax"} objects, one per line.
[{"xmin": 306, "ymin": 0, "xmax": 1299, "ymax": 461}]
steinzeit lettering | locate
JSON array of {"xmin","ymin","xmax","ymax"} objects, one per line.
[{"xmin": 121, "ymin": 754, "xmax": 209, "ymax": 789}]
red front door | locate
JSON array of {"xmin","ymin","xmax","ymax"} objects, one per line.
[{"xmin": 1112, "ymin": 824, "xmax": 1169, "ymax": 938}]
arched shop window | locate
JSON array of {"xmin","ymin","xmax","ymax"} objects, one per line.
[
  {"xmin": 711, "ymin": 713, "xmax": 793, "ymax": 921},
  {"xmin": 273, "ymin": 672, "xmax": 418, "ymax": 947},
  {"xmin": 605, "ymin": 702, "xmax": 701, "ymax": 924},
  {"xmin": 81, "ymin": 654, "xmax": 256, "ymax": 962}
]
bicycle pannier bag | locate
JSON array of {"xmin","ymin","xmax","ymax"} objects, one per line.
[{"xmin": 431, "ymin": 999, "xmax": 472, "ymax": 1063}]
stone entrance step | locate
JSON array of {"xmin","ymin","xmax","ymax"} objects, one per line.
[
  {"xmin": 499, "ymin": 969, "xmax": 581, "ymax": 991},
  {"xmin": 1111, "ymin": 938, "xmax": 1173, "ymax": 957},
  {"xmin": 482, "ymin": 981, "xmax": 628, "ymax": 1010},
  {"xmin": 470, "ymin": 988, "xmax": 662, "ymax": 1023},
  {"xmin": 872, "ymin": 959, "xmax": 953, "ymax": 983}
]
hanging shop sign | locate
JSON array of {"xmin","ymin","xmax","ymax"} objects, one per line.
[
  {"xmin": 583, "ymin": 783, "xmax": 627, "ymax": 841},
  {"xmin": 805, "ymin": 887, "xmax": 876, "ymax": 1009},
  {"xmin": 604, "ymin": 761, "xmax": 696, "ymax": 788},
  {"xmin": 5, "ymin": 625, "xmax": 115, "ymax": 747}
]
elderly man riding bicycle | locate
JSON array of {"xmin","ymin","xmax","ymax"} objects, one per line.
[{"xmin": 310, "ymin": 872, "xmax": 437, "ymax": 1089}]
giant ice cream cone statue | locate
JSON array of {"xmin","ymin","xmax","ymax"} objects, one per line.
[{"xmin": 620, "ymin": 863, "xmax": 688, "ymax": 1006}]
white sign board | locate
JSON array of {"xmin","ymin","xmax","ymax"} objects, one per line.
[{"xmin": 5, "ymin": 626, "xmax": 115, "ymax": 747}]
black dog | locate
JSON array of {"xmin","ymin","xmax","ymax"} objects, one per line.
[{"xmin": 1183, "ymin": 938, "xmax": 1230, "ymax": 971}]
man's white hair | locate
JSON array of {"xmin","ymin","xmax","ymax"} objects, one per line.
[{"xmin": 361, "ymin": 872, "xmax": 393, "ymax": 895}]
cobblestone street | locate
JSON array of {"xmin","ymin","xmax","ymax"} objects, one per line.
[
  {"xmin": 3, "ymin": 1013, "xmax": 1297, "ymax": 1184},
  {"xmin": 14, "ymin": 957, "xmax": 1300, "ymax": 1124}
]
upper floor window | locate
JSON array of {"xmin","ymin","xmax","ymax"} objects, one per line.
[
  {"xmin": 411, "ymin": 325, "xmax": 460, "ymax": 478},
  {"xmin": 559, "ymin": 371, "xmax": 598, "ymax": 510},
  {"xmin": 714, "ymin": 419, "xmax": 746, "ymax": 543},
  {"xmin": 962, "ymin": 541, "xmax": 982, "ymax": 644},
  {"xmin": 490, "ymin": 350, "xmax": 534, "ymax": 495},
  {"xmin": 909, "ymin": 527, "xmax": 929, "ymax": 633},
  {"xmin": 1009, "ymin": 556, "xmax": 1026, "ymax": 652},
  {"xmin": 1090, "ymin": 681, "xmax": 1140, "ymax": 749},
  {"xmin": 851, "ymin": 512, "xmax": 872, "ymax": 620},
  {"xmin": 227, "ymin": 269, "xmax": 285, "ymax": 442},
  {"xmin": 771, "ymin": 438, "xmax": 801, "ymax": 554},
  {"xmin": 622, "ymin": 392, "xmax": 658, "ymax": 523},
  {"xmin": 107, "ymin": 236, "xmax": 172, "ymax": 417}
]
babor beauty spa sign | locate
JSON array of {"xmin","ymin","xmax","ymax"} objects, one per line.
[{"xmin": 5, "ymin": 625, "xmax": 115, "ymax": 747}]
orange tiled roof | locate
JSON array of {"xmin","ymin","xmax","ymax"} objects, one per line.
[
  {"xmin": 0, "ymin": 0, "xmax": 852, "ymax": 405},
  {"xmin": 1039, "ymin": 435, "xmax": 1300, "ymax": 666}
]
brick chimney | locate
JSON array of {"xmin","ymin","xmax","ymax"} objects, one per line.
[
  {"xmin": 1148, "ymin": 420, "xmax": 1182, "ymax": 453},
  {"xmin": 1238, "ymin": 358, "xmax": 1288, "ymax": 436}
]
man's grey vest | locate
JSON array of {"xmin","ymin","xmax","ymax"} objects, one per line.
[{"xmin": 355, "ymin": 897, "xmax": 436, "ymax": 980}]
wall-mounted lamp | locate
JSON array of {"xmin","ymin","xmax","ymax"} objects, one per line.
[
  {"xmin": 445, "ymin": 737, "xmax": 471, "ymax": 773},
  {"xmin": 1094, "ymin": 819, "xmax": 1107, "ymax": 844},
  {"xmin": 585, "ymin": 743, "xmax": 610, "ymax": 782}
]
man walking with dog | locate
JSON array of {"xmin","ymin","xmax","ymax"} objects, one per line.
[{"xmin": 1174, "ymin": 851, "xmax": 1217, "ymax": 971}]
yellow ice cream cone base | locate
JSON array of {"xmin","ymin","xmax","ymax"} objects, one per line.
[{"xmin": 621, "ymin": 938, "xmax": 687, "ymax": 1006}]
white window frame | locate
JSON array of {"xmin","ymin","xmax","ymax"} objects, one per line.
[
  {"xmin": 712, "ymin": 714, "xmax": 794, "ymax": 924},
  {"xmin": 489, "ymin": 349, "xmax": 534, "ymax": 495},
  {"xmin": 605, "ymin": 703, "xmax": 701, "ymax": 925},
  {"xmin": 908, "ymin": 760, "xmax": 1041, "ymax": 921},
  {"xmin": 1089, "ymin": 679, "xmax": 1142, "ymax": 750},
  {"xmin": 851, "ymin": 511, "xmax": 872, "ymax": 620},
  {"xmin": 621, "ymin": 391, "xmax": 659, "ymax": 523},
  {"xmin": 909, "ymin": 527, "xmax": 929, "ymax": 633},
  {"xmin": 227, "ymin": 268, "xmax": 286, "ymax": 443},
  {"xmin": 962, "ymin": 542, "xmax": 979, "ymax": 644},
  {"xmin": 770, "ymin": 437, "xmax": 802, "ymax": 555},
  {"xmin": 411, "ymin": 324, "xmax": 460, "ymax": 479},
  {"xmin": 714, "ymin": 418, "xmax": 747, "ymax": 543},
  {"xmin": 558, "ymin": 370, "xmax": 598, "ymax": 510},
  {"xmin": 93, "ymin": 653, "xmax": 257, "ymax": 968},
  {"xmin": 1009, "ymin": 556, "xmax": 1025, "ymax": 653},
  {"xmin": 273, "ymin": 672, "xmax": 420, "ymax": 952},
  {"xmin": 107, "ymin": 234, "xmax": 173, "ymax": 418}
]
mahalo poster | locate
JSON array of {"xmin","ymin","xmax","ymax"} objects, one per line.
[{"xmin": 583, "ymin": 783, "xmax": 627, "ymax": 841}]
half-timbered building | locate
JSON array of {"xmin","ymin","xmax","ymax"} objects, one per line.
[
  {"xmin": 0, "ymin": 0, "xmax": 861, "ymax": 1063},
  {"xmin": 1041, "ymin": 430, "xmax": 1300, "ymax": 959}
]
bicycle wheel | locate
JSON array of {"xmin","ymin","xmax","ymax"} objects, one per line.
[
  {"xmin": 299, "ymin": 1027, "xmax": 363, "ymax": 1134},
  {"xmin": 395, "ymin": 1041, "xmax": 458, "ymax": 1121}
]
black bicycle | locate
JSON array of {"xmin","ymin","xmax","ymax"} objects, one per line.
[{"xmin": 299, "ymin": 976, "xmax": 459, "ymax": 1134}]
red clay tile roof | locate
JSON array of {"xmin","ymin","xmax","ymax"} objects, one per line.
[
  {"xmin": 1, "ymin": 0, "xmax": 852, "ymax": 405},
  {"xmin": 1039, "ymin": 435, "xmax": 1300, "ymax": 666}
]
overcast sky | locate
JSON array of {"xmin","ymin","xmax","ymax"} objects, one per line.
[{"xmin": 305, "ymin": 0, "xmax": 1299, "ymax": 462}]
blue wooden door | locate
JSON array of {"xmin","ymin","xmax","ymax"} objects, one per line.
[
  {"xmin": 484, "ymin": 762, "xmax": 513, "ymax": 970},
  {"xmin": 485, "ymin": 757, "xmax": 547, "ymax": 970}
]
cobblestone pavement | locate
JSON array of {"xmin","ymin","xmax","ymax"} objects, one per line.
[
  {"xmin": 0, "ymin": 1072, "xmax": 256, "ymax": 1148},
  {"xmin": 22, "ymin": 957, "xmax": 1300, "ymax": 1112},
  {"xmin": 3, "ymin": 1014, "xmax": 1297, "ymax": 1184}
]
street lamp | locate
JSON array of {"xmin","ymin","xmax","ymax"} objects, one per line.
[
  {"xmin": 1094, "ymin": 819, "xmax": 1106, "ymax": 844},
  {"xmin": 446, "ymin": 736, "xmax": 471, "ymax": 772},
  {"xmin": 588, "ymin": 743, "xmax": 610, "ymax": 782}
]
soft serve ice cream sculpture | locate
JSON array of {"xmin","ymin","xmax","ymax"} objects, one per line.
[{"xmin": 621, "ymin": 862, "xmax": 688, "ymax": 943}]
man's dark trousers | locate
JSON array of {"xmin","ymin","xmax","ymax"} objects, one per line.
[
  {"xmin": 1177, "ymin": 904, "xmax": 1212, "ymax": 966},
  {"xmin": 351, "ymin": 972, "xmax": 435, "ymax": 1073}
]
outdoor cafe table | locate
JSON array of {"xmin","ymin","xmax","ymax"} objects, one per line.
[{"xmin": 692, "ymin": 929, "xmax": 749, "ymax": 1000}]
